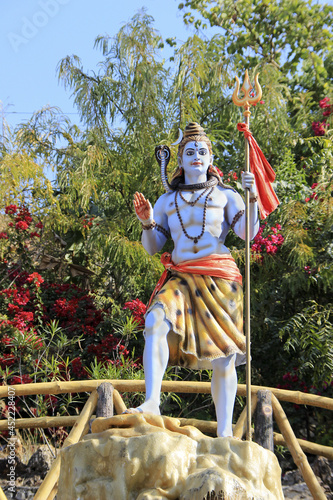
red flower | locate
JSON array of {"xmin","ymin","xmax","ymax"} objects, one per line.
[
  {"xmin": 319, "ymin": 97, "xmax": 330, "ymax": 109},
  {"xmin": 10, "ymin": 374, "xmax": 33, "ymax": 385},
  {"xmin": 312, "ymin": 121, "xmax": 328, "ymax": 136},
  {"xmin": 29, "ymin": 232, "xmax": 41, "ymax": 238},
  {"xmin": 251, "ymin": 224, "xmax": 284, "ymax": 259},
  {"xmin": 26, "ymin": 272, "xmax": 44, "ymax": 287},
  {"xmin": 1, "ymin": 335, "xmax": 12, "ymax": 345},
  {"xmin": 35, "ymin": 222, "xmax": 43, "ymax": 229},
  {"xmin": 0, "ymin": 353, "xmax": 16, "ymax": 368},
  {"xmin": 15, "ymin": 290, "xmax": 31, "ymax": 306},
  {"xmin": 71, "ymin": 357, "xmax": 87, "ymax": 378},
  {"xmin": 53, "ymin": 298, "xmax": 79, "ymax": 317},
  {"xmin": 124, "ymin": 299, "xmax": 147, "ymax": 327},
  {"xmin": 7, "ymin": 303, "xmax": 20, "ymax": 315},
  {"xmin": 15, "ymin": 221, "xmax": 29, "ymax": 231},
  {"xmin": 5, "ymin": 205, "xmax": 18, "ymax": 215},
  {"xmin": 0, "ymin": 232, "xmax": 8, "ymax": 239},
  {"xmin": 16, "ymin": 311, "xmax": 34, "ymax": 323}
]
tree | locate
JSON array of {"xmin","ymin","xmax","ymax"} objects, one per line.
[{"xmin": 179, "ymin": 0, "xmax": 333, "ymax": 93}]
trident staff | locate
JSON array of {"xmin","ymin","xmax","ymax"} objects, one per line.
[
  {"xmin": 232, "ymin": 70, "xmax": 280, "ymax": 440},
  {"xmin": 232, "ymin": 70, "xmax": 262, "ymax": 441}
]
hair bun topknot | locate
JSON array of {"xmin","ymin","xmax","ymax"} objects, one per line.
[{"xmin": 183, "ymin": 122, "xmax": 206, "ymax": 138}]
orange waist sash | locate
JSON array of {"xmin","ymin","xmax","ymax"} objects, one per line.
[{"xmin": 148, "ymin": 252, "xmax": 242, "ymax": 309}]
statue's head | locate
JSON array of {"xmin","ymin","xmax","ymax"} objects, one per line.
[
  {"xmin": 171, "ymin": 122, "xmax": 221, "ymax": 188},
  {"xmin": 177, "ymin": 122, "xmax": 212, "ymax": 163}
]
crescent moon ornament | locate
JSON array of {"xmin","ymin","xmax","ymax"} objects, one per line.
[{"xmin": 171, "ymin": 128, "xmax": 183, "ymax": 146}]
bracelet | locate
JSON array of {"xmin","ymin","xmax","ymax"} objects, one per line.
[
  {"xmin": 141, "ymin": 221, "xmax": 156, "ymax": 230},
  {"xmin": 230, "ymin": 210, "xmax": 245, "ymax": 231},
  {"xmin": 249, "ymin": 196, "xmax": 258, "ymax": 203},
  {"xmin": 155, "ymin": 224, "xmax": 170, "ymax": 239}
]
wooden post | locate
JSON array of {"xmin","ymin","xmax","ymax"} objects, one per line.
[
  {"xmin": 96, "ymin": 382, "xmax": 114, "ymax": 418},
  {"xmin": 271, "ymin": 394, "xmax": 327, "ymax": 500},
  {"xmin": 254, "ymin": 389, "xmax": 274, "ymax": 451}
]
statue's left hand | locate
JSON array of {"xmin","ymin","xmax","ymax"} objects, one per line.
[{"xmin": 241, "ymin": 172, "xmax": 257, "ymax": 195}]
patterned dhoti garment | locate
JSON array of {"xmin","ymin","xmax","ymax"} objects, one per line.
[{"xmin": 147, "ymin": 253, "xmax": 246, "ymax": 370}]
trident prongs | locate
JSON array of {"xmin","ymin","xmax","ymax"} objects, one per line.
[{"xmin": 232, "ymin": 70, "xmax": 262, "ymax": 117}]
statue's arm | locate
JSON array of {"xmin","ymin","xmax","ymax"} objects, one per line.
[
  {"xmin": 133, "ymin": 192, "xmax": 170, "ymax": 255},
  {"xmin": 225, "ymin": 173, "xmax": 259, "ymax": 240}
]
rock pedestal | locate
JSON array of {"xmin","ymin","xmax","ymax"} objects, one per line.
[{"xmin": 57, "ymin": 414, "xmax": 284, "ymax": 500}]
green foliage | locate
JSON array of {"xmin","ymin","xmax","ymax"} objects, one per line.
[
  {"xmin": 274, "ymin": 150, "xmax": 309, "ymax": 202},
  {"xmin": 279, "ymin": 301, "xmax": 333, "ymax": 387},
  {"xmin": 86, "ymin": 355, "xmax": 144, "ymax": 381},
  {"xmin": 179, "ymin": 0, "xmax": 333, "ymax": 91}
]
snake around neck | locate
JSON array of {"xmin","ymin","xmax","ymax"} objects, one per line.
[{"xmin": 176, "ymin": 176, "xmax": 218, "ymax": 192}]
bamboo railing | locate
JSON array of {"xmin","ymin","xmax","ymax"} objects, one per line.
[
  {"xmin": 0, "ymin": 379, "xmax": 332, "ymax": 499},
  {"xmin": 0, "ymin": 487, "xmax": 7, "ymax": 500},
  {"xmin": 1, "ymin": 379, "xmax": 332, "ymax": 410}
]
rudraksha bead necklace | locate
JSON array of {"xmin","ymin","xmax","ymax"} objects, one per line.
[
  {"xmin": 179, "ymin": 186, "xmax": 210, "ymax": 206},
  {"xmin": 175, "ymin": 186, "xmax": 215, "ymax": 244}
]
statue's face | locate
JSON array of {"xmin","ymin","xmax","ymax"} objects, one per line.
[{"xmin": 181, "ymin": 141, "xmax": 211, "ymax": 176}]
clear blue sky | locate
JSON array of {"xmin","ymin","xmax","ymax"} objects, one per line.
[
  {"xmin": 0, "ymin": 0, "xmax": 195, "ymax": 130},
  {"xmin": 2, "ymin": 0, "xmax": 332, "ymax": 132}
]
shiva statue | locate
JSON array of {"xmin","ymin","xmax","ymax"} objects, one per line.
[{"xmin": 131, "ymin": 122, "xmax": 259, "ymax": 437}]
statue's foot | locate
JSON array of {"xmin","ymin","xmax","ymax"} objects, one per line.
[
  {"xmin": 122, "ymin": 400, "xmax": 161, "ymax": 415},
  {"xmin": 122, "ymin": 408, "xmax": 143, "ymax": 415}
]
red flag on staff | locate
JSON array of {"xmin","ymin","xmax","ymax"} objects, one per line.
[{"xmin": 237, "ymin": 122, "xmax": 280, "ymax": 219}]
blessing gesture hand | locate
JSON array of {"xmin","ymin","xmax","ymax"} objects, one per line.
[{"xmin": 133, "ymin": 192, "xmax": 152, "ymax": 221}]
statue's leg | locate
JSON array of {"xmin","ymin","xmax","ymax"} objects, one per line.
[
  {"xmin": 126, "ymin": 306, "xmax": 170, "ymax": 415},
  {"xmin": 211, "ymin": 354, "xmax": 238, "ymax": 437}
]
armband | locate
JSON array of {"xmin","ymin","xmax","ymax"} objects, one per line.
[{"xmin": 230, "ymin": 210, "xmax": 245, "ymax": 231}]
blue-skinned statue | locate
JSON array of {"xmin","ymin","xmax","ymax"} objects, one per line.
[{"xmin": 131, "ymin": 122, "xmax": 259, "ymax": 437}]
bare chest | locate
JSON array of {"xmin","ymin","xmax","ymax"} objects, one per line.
[{"xmin": 165, "ymin": 187, "xmax": 228, "ymax": 239}]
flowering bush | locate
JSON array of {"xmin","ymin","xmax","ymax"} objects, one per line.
[
  {"xmin": 0, "ymin": 205, "xmax": 143, "ymax": 395},
  {"xmin": 312, "ymin": 97, "xmax": 332, "ymax": 136},
  {"xmin": 304, "ymin": 182, "xmax": 325, "ymax": 204},
  {"xmin": 251, "ymin": 223, "xmax": 284, "ymax": 259},
  {"xmin": 123, "ymin": 299, "xmax": 147, "ymax": 327}
]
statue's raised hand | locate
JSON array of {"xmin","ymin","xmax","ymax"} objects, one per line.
[{"xmin": 133, "ymin": 192, "xmax": 152, "ymax": 222}]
